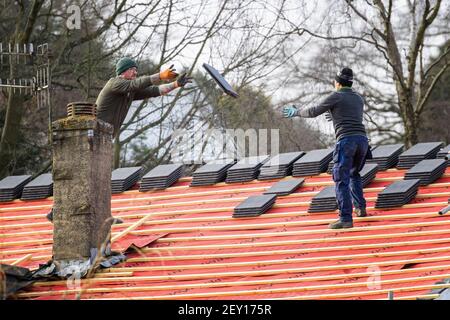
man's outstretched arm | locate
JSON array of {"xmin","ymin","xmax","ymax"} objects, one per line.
[
  {"xmin": 110, "ymin": 65, "xmax": 180, "ymax": 94},
  {"xmin": 110, "ymin": 76, "xmax": 155, "ymax": 93},
  {"xmin": 134, "ymin": 73, "xmax": 193, "ymax": 100},
  {"xmin": 283, "ymin": 93, "xmax": 340, "ymax": 118}
]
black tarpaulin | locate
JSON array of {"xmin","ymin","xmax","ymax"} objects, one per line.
[{"xmin": 0, "ymin": 264, "xmax": 36, "ymax": 300}]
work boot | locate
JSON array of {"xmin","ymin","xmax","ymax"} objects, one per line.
[
  {"xmin": 46, "ymin": 209, "xmax": 53, "ymax": 223},
  {"xmin": 329, "ymin": 220, "xmax": 353, "ymax": 229},
  {"xmin": 355, "ymin": 207, "xmax": 367, "ymax": 217}
]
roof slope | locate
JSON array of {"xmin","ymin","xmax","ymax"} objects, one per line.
[{"xmin": 1, "ymin": 167, "xmax": 450, "ymax": 300}]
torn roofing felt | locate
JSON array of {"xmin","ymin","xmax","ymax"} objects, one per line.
[
  {"xmin": 1, "ymin": 250, "xmax": 126, "ymax": 299},
  {"xmin": 435, "ymin": 288, "xmax": 450, "ymax": 300},
  {"xmin": 1, "ymin": 264, "xmax": 36, "ymax": 299},
  {"xmin": 425, "ymin": 278, "xmax": 450, "ymax": 300}
]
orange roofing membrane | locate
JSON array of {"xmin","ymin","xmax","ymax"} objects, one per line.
[{"xmin": 1, "ymin": 168, "xmax": 450, "ymax": 300}]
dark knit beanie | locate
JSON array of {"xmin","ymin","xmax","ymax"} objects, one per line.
[
  {"xmin": 116, "ymin": 57, "xmax": 138, "ymax": 76},
  {"xmin": 335, "ymin": 67, "xmax": 353, "ymax": 87}
]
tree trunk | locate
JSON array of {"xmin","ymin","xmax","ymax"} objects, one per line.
[
  {"xmin": 403, "ymin": 113, "xmax": 419, "ymax": 148},
  {"xmin": 397, "ymin": 88, "xmax": 418, "ymax": 148}
]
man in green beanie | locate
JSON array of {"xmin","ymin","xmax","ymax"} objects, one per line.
[
  {"xmin": 46, "ymin": 58, "xmax": 191, "ymax": 223},
  {"xmin": 96, "ymin": 57, "xmax": 192, "ymax": 136}
]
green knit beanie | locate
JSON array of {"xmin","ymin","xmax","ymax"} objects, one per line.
[{"xmin": 116, "ymin": 57, "xmax": 138, "ymax": 76}]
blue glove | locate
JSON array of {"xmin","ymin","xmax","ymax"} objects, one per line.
[{"xmin": 283, "ymin": 105, "xmax": 298, "ymax": 118}]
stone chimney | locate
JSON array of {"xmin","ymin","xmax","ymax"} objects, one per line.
[{"xmin": 51, "ymin": 102, "xmax": 113, "ymax": 262}]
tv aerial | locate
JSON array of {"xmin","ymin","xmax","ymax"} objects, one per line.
[{"xmin": 0, "ymin": 42, "xmax": 52, "ymax": 136}]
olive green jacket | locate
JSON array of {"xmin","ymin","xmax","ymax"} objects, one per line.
[{"xmin": 96, "ymin": 76, "xmax": 160, "ymax": 136}]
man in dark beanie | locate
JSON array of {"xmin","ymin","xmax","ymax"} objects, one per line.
[
  {"xmin": 96, "ymin": 57, "xmax": 192, "ymax": 136},
  {"xmin": 283, "ymin": 67, "xmax": 369, "ymax": 229}
]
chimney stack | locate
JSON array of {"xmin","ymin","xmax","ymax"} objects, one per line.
[{"xmin": 51, "ymin": 102, "xmax": 113, "ymax": 263}]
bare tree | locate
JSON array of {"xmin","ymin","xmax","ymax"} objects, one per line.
[
  {"xmin": 0, "ymin": 0, "xmax": 168, "ymax": 177},
  {"xmin": 417, "ymin": 40, "xmax": 450, "ymax": 142},
  {"xmin": 115, "ymin": 0, "xmax": 316, "ymax": 169},
  {"xmin": 278, "ymin": 0, "xmax": 450, "ymax": 147},
  {"xmin": 1, "ymin": 0, "xmax": 332, "ymax": 177}
]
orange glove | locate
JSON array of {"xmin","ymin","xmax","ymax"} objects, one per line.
[{"xmin": 159, "ymin": 64, "xmax": 179, "ymax": 81}]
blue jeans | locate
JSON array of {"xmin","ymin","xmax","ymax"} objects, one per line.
[{"xmin": 332, "ymin": 135, "xmax": 369, "ymax": 222}]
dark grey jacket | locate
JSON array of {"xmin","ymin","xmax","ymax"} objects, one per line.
[
  {"xmin": 96, "ymin": 76, "xmax": 161, "ymax": 136},
  {"xmin": 298, "ymin": 87, "xmax": 366, "ymax": 141}
]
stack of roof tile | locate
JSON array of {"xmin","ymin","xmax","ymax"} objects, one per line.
[
  {"xmin": 437, "ymin": 144, "xmax": 450, "ymax": 166},
  {"xmin": 263, "ymin": 178, "xmax": 305, "ymax": 196},
  {"xmin": 225, "ymin": 155, "xmax": 269, "ymax": 183},
  {"xmin": 360, "ymin": 163, "xmax": 379, "ymax": 187},
  {"xmin": 139, "ymin": 164, "xmax": 183, "ymax": 191},
  {"xmin": 21, "ymin": 174, "xmax": 53, "ymax": 200},
  {"xmin": 0, "ymin": 175, "xmax": 32, "ymax": 202},
  {"xmin": 366, "ymin": 144, "xmax": 404, "ymax": 170},
  {"xmin": 404, "ymin": 159, "xmax": 447, "ymax": 186},
  {"xmin": 308, "ymin": 185, "xmax": 337, "ymax": 213},
  {"xmin": 375, "ymin": 179, "xmax": 421, "ymax": 208},
  {"xmin": 397, "ymin": 142, "xmax": 444, "ymax": 169},
  {"xmin": 233, "ymin": 194, "xmax": 277, "ymax": 218},
  {"xmin": 111, "ymin": 167, "xmax": 142, "ymax": 193},
  {"xmin": 191, "ymin": 159, "xmax": 235, "ymax": 186},
  {"xmin": 258, "ymin": 152, "xmax": 304, "ymax": 180},
  {"xmin": 293, "ymin": 148, "xmax": 333, "ymax": 177}
]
